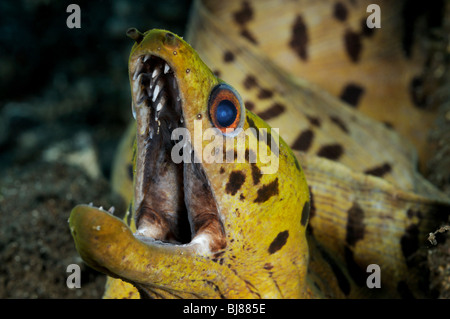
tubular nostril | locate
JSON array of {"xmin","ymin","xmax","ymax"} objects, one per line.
[
  {"xmin": 164, "ymin": 32, "xmax": 177, "ymax": 47},
  {"xmin": 127, "ymin": 27, "xmax": 144, "ymax": 44}
]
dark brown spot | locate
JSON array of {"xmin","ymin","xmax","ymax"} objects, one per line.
[
  {"xmin": 317, "ymin": 144, "xmax": 344, "ymax": 160},
  {"xmin": 257, "ymin": 103, "xmax": 286, "ymax": 120},
  {"xmin": 243, "ymin": 75, "xmax": 258, "ymax": 90},
  {"xmin": 333, "ymin": 2, "xmax": 348, "ymax": 21},
  {"xmin": 289, "ymin": 15, "xmax": 309, "ymax": 61},
  {"xmin": 213, "ymin": 69, "xmax": 221, "ymax": 77},
  {"xmin": 306, "ymin": 115, "xmax": 321, "ymax": 127},
  {"xmin": 383, "ymin": 121, "xmax": 394, "ymax": 129},
  {"xmin": 400, "ymin": 224, "xmax": 419, "ymax": 267},
  {"xmin": 254, "ymin": 178, "xmax": 279, "ymax": 203},
  {"xmin": 360, "ymin": 17, "xmax": 375, "ymax": 37},
  {"xmin": 203, "ymin": 280, "xmax": 226, "ymax": 299},
  {"xmin": 233, "ymin": 1, "xmax": 253, "ymax": 25},
  {"xmin": 329, "ymin": 115, "xmax": 349, "ymax": 133},
  {"xmin": 251, "ymin": 163, "xmax": 262, "ymax": 185},
  {"xmin": 223, "ymin": 51, "xmax": 235, "ymax": 63},
  {"xmin": 246, "ymin": 116, "xmax": 258, "ymax": 134},
  {"xmin": 239, "ymin": 193, "xmax": 246, "ymax": 201},
  {"xmin": 409, "ymin": 76, "xmax": 427, "ymax": 108},
  {"xmin": 244, "ymin": 100, "xmax": 255, "ymax": 111},
  {"xmin": 263, "ymin": 263, "xmax": 274, "ymax": 270},
  {"xmin": 240, "ymin": 29, "xmax": 259, "ymax": 45},
  {"xmin": 364, "ymin": 163, "xmax": 392, "ymax": 177},
  {"xmin": 268, "ymin": 230, "xmax": 289, "ymax": 254},
  {"xmin": 212, "ymin": 251, "xmax": 225, "ymax": 260},
  {"xmin": 245, "ymin": 148, "xmax": 257, "ymax": 163},
  {"xmin": 301, "ymin": 202, "xmax": 310, "ymax": 226},
  {"xmin": 308, "ymin": 187, "xmax": 316, "ymax": 220},
  {"xmin": 344, "ymin": 246, "xmax": 366, "ymax": 286},
  {"xmin": 339, "ymin": 83, "xmax": 365, "ymax": 107},
  {"xmin": 344, "ymin": 29, "xmax": 362, "ymax": 62},
  {"xmin": 219, "ymin": 167, "xmax": 225, "ymax": 174},
  {"xmin": 346, "ymin": 202, "xmax": 365, "ymax": 246},
  {"xmin": 291, "ymin": 129, "xmax": 314, "ymax": 152},
  {"xmin": 257, "ymin": 88, "xmax": 273, "ymax": 99},
  {"xmin": 127, "ymin": 163, "xmax": 134, "ymax": 180},
  {"xmin": 225, "ymin": 171, "xmax": 246, "ymax": 196}
]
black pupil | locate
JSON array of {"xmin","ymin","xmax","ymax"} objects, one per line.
[{"xmin": 216, "ymin": 100, "xmax": 237, "ymax": 127}]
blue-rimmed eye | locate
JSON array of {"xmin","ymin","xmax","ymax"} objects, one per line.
[
  {"xmin": 208, "ymin": 84, "xmax": 243, "ymax": 134},
  {"xmin": 216, "ymin": 100, "xmax": 237, "ymax": 127}
]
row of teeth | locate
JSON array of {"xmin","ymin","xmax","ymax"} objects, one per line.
[{"xmin": 132, "ymin": 55, "xmax": 172, "ymax": 122}]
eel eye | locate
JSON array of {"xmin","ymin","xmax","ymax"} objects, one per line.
[{"xmin": 208, "ymin": 83, "xmax": 244, "ymax": 135}]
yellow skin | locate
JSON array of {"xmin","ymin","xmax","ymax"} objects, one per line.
[
  {"xmin": 70, "ymin": 29, "xmax": 310, "ymax": 298},
  {"xmin": 70, "ymin": 29, "xmax": 450, "ymax": 299}
]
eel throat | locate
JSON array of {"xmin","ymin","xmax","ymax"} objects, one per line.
[{"xmin": 132, "ymin": 51, "xmax": 226, "ymax": 254}]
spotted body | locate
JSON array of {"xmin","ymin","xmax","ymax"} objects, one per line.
[
  {"xmin": 70, "ymin": 0, "xmax": 449, "ymax": 299},
  {"xmin": 189, "ymin": 0, "xmax": 445, "ymax": 170}
]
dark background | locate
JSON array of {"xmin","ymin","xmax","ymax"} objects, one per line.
[
  {"xmin": 0, "ymin": 0, "xmax": 192, "ymax": 298},
  {"xmin": 0, "ymin": 0, "xmax": 192, "ymax": 176}
]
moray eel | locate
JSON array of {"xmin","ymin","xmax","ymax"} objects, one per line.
[
  {"xmin": 70, "ymin": 25, "xmax": 449, "ymax": 297},
  {"xmin": 70, "ymin": 29, "xmax": 310, "ymax": 298}
]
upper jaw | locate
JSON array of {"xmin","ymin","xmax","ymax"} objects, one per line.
[{"xmin": 129, "ymin": 53, "xmax": 226, "ymax": 255}]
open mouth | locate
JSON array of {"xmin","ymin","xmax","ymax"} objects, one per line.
[{"xmin": 130, "ymin": 54, "xmax": 226, "ymax": 254}]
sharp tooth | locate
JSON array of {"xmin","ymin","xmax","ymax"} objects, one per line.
[
  {"xmin": 156, "ymin": 102, "xmax": 163, "ymax": 112},
  {"xmin": 152, "ymin": 67, "xmax": 160, "ymax": 79},
  {"xmin": 137, "ymin": 90, "xmax": 145, "ymax": 105},
  {"xmin": 164, "ymin": 63, "xmax": 170, "ymax": 74},
  {"xmin": 133, "ymin": 60, "xmax": 143, "ymax": 80},
  {"xmin": 131, "ymin": 102, "xmax": 136, "ymax": 120},
  {"xmin": 146, "ymin": 86, "xmax": 152, "ymax": 97},
  {"xmin": 143, "ymin": 55, "xmax": 150, "ymax": 62},
  {"xmin": 180, "ymin": 118, "xmax": 183, "ymax": 123},
  {"xmin": 152, "ymin": 84, "xmax": 160, "ymax": 102},
  {"xmin": 132, "ymin": 73, "xmax": 143, "ymax": 94},
  {"xmin": 133, "ymin": 69, "xmax": 139, "ymax": 81}
]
